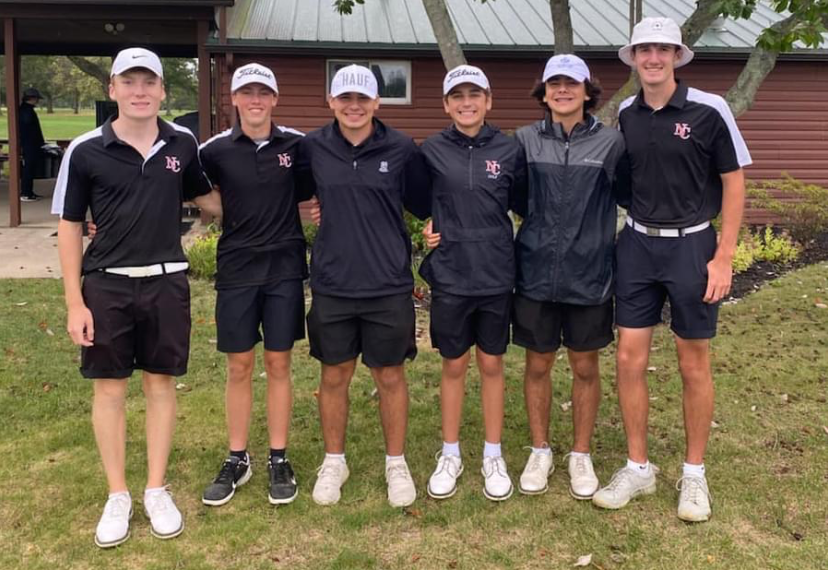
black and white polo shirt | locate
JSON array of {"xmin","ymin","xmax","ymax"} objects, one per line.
[
  {"xmin": 619, "ymin": 80, "xmax": 752, "ymax": 228},
  {"xmin": 51, "ymin": 117, "xmax": 211, "ymax": 274}
]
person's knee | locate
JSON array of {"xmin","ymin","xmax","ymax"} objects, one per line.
[
  {"xmin": 263, "ymin": 351, "xmax": 291, "ymax": 381},
  {"xmin": 676, "ymin": 339, "xmax": 711, "ymax": 381},
  {"xmin": 569, "ymin": 352, "xmax": 600, "ymax": 384},
  {"xmin": 141, "ymin": 374, "xmax": 175, "ymax": 400},
  {"xmin": 227, "ymin": 352, "xmax": 255, "ymax": 383},
  {"xmin": 476, "ymin": 352, "xmax": 503, "ymax": 380},
  {"xmin": 321, "ymin": 363, "xmax": 354, "ymax": 391},
  {"xmin": 372, "ymin": 366, "xmax": 406, "ymax": 392},
  {"xmin": 94, "ymin": 380, "xmax": 128, "ymax": 404},
  {"xmin": 525, "ymin": 351, "xmax": 554, "ymax": 383}
]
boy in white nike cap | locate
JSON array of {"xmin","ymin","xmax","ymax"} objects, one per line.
[
  {"xmin": 54, "ymin": 46, "xmax": 216, "ymax": 547},
  {"xmin": 592, "ymin": 17, "xmax": 751, "ymax": 523}
]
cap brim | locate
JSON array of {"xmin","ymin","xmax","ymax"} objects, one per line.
[
  {"xmin": 330, "ymin": 86, "xmax": 378, "ymax": 99},
  {"xmin": 618, "ymin": 42, "xmax": 695, "ymax": 68},
  {"xmin": 542, "ymin": 71, "xmax": 588, "ymax": 83},
  {"xmin": 232, "ymin": 77, "xmax": 278, "ymax": 94},
  {"xmin": 444, "ymin": 79, "xmax": 490, "ymax": 95},
  {"xmin": 112, "ymin": 64, "xmax": 163, "ymax": 78}
]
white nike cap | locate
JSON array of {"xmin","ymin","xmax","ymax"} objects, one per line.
[
  {"xmin": 542, "ymin": 54, "xmax": 591, "ymax": 83},
  {"xmin": 232, "ymin": 63, "xmax": 278, "ymax": 93},
  {"xmin": 330, "ymin": 64, "xmax": 378, "ymax": 99},
  {"xmin": 443, "ymin": 65, "xmax": 490, "ymax": 95},
  {"xmin": 111, "ymin": 47, "xmax": 164, "ymax": 78}
]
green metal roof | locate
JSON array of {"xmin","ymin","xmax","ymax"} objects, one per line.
[{"xmin": 216, "ymin": 0, "xmax": 827, "ymax": 54}]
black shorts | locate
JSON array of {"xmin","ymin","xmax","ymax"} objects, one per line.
[
  {"xmin": 80, "ymin": 271, "xmax": 191, "ymax": 379},
  {"xmin": 307, "ymin": 293, "xmax": 416, "ymax": 368},
  {"xmin": 615, "ymin": 225, "xmax": 719, "ymax": 339},
  {"xmin": 512, "ymin": 294, "xmax": 613, "ymax": 353},
  {"xmin": 216, "ymin": 279, "xmax": 305, "ymax": 353},
  {"xmin": 430, "ymin": 291, "xmax": 511, "ymax": 359}
]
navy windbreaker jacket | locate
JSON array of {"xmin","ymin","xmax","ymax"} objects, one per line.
[
  {"xmin": 418, "ymin": 123, "xmax": 526, "ymax": 296},
  {"xmin": 301, "ymin": 119, "xmax": 431, "ymax": 298},
  {"xmin": 514, "ymin": 114, "xmax": 627, "ymax": 305}
]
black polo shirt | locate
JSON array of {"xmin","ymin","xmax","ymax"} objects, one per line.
[
  {"xmin": 619, "ymin": 80, "xmax": 752, "ymax": 228},
  {"xmin": 52, "ymin": 117, "xmax": 211, "ymax": 274},
  {"xmin": 199, "ymin": 123, "xmax": 315, "ymax": 289}
]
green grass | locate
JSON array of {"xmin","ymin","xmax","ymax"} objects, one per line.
[
  {"xmin": 1, "ymin": 264, "xmax": 827, "ymax": 569},
  {"xmin": 0, "ymin": 108, "xmax": 195, "ymax": 141}
]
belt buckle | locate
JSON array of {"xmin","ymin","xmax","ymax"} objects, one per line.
[{"xmin": 646, "ymin": 226, "xmax": 661, "ymax": 237}]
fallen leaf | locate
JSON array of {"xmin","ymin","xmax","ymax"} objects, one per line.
[
  {"xmin": 574, "ymin": 554, "xmax": 592, "ymax": 567},
  {"xmin": 647, "ymin": 366, "xmax": 657, "ymax": 372},
  {"xmin": 780, "ymin": 394, "xmax": 789, "ymax": 403},
  {"xmin": 14, "ymin": 302, "xmax": 27, "ymax": 307},
  {"xmin": 707, "ymin": 555, "xmax": 715, "ymax": 563},
  {"xmin": 822, "ymin": 426, "xmax": 828, "ymax": 436},
  {"xmin": 259, "ymin": 372, "xmax": 267, "ymax": 378},
  {"xmin": 448, "ymin": 561, "xmax": 457, "ymax": 569},
  {"xmin": 560, "ymin": 400, "xmax": 572, "ymax": 412},
  {"xmin": 208, "ymin": 339, "xmax": 217, "ymax": 344},
  {"xmin": 411, "ymin": 554, "xmax": 421, "ymax": 563},
  {"xmin": 42, "ymin": 383, "xmax": 53, "ymax": 392},
  {"xmin": 313, "ymin": 389, "xmax": 319, "ymax": 399},
  {"xmin": 649, "ymin": 396, "xmax": 659, "ymax": 401},
  {"xmin": 710, "ymin": 421, "xmax": 720, "ymax": 428},
  {"xmin": 751, "ymin": 405, "xmax": 758, "ymax": 412},
  {"xmin": 175, "ymin": 383, "xmax": 188, "ymax": 391},
  {"xmin": 815, "ymin": 303, "xmax": 827, "ymax": 309},
  {"xmin": 38, "ymin": 320, "xmax": 48, "ymax": 331}
]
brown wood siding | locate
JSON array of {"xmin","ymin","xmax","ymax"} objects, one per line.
[{"xmin": 217, "ymin": 55, "xmax": 828, "ymax": 226}]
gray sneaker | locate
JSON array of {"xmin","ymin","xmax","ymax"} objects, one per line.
[
  {"xmin": 592, "ymin": 464, "xmax": 658, "ymax": 510},
  {"xmin": 676, "ymin": 475, "xmax": 712, "ymax": 522}
]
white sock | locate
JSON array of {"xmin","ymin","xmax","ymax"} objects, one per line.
[
  {"xmin": 682, "ymin": 462, "xmax": 706, "ymax": 478},
  {"xmin": 442, "ymin": 441, "xmax": 461, "ymax": 457},
  {"xmin": 109, "ymin": 491, "xmax": 130, "ymax": 499},
  {"xmin": 531, "ymin": 444, "xmax": 552, "ymax": 456},
  {"xmin": 144, "ymin": 486, "xmax": 165, "ymax": 496},
  {"xmin": 626, "ymin": 458, "xmax": 651, "ymax": 475},
  {"xmin": 325, "ymin": 452, "xmax": 346, "ymax": 463},
  {"xmin": 386, "ymin": 454, "xmax": 405, "ymax": 464},
  {"xmin": 569, "ymin": 451, "xmax": 590, "ymax": 458},
  {"xmin": 483, "ymin": 441, "xmax": 502, "ymax": 458}
]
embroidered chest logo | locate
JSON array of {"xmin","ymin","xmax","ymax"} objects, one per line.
[
  {"xmin": 165, "ymin": 156, "xmax": 181, "ymax": 173},
  {"xmin": 485, "ymin": 160, "xmax": 501, "ymax": 179},
  {"xmin": 673, "ymin": 123, "xmax": 692, "ymax": 140},
  {"xmin": 278, "ymin": 153, "xmax": 293, "ymax": 168},
  {"xmin": 378, "ymin": 161, "xmax": 389, "ymax": 173}
]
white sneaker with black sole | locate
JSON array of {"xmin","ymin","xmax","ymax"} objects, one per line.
[
  {"xmin": 144, "ymin": 487, "xmax": 184, "ymax": 540},
  {"xmin": 94, "ymin": 492, "xmax": 133, "ymax": 549}
]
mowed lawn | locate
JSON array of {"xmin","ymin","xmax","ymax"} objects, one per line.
[
  {"xmin": 0, "ymin": 265, "xmax": 826, "ymax": 570},
  {"xmin": 0, "ymin": 109, "xmax": 195, "ymax": 141}
]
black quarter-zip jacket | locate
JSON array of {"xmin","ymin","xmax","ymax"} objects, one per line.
[
  {"xmin": 514, "ymin": 114, "xmax": 627, "ymax": 305},
  {"xmin": 301, "ymin": 118, "xmax": 431, "ymax": 298},
  {"xmin": 199, "ymin": 122, "xmax": 315, "ymax": 289},
  {"xmin": 419, "ymin": 123, "xmax": 526, "ymax": 296}
]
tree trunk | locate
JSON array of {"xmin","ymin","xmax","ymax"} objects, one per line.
[
  {"xmin": 725, "ymin": 14, "xmax": 797, "ymax": 117},
  {"xmin": 596, "ymin": 0, "xmax": 723, "ymax": 126},
  {"xmin": 549, "ymin": 0, "xmax": 573, "ymax": 54},
  {"xmin": 423, "ymin": 0, "xmax": 466, "ymax": 70},
  {"xmin": 67, "ymin": 55, "xmax": 110, "ymax": 98},
  {"xmin": 73, "ymin": 90, "xmax": 80, "ymax": 114},
  {"xmin": 46, "ymin": 95, "xmax": 54, "ymax": 114}
]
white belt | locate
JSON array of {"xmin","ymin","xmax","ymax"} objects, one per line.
[
  {"xmin": 101, "ymin": 262, "xmax": 189, "ymax": 278},
  {"xmin": 626, "ymin": 217, "xmax": 710, "ymax": 238}
]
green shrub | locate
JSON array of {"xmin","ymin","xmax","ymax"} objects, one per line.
[
  {"xmin": 732, "ymin": 235, "xmax": 757, "ymax": 274},
  {"xmin": 303, "ymin": 223, "xmax": 318, "ymax": 247},
  {"xmin": 748, "ymin": 174, "xmax": 828, "ymax": 244},
  {"xmin": 186, "ymin": 225, "xmax": 220, "ymax": 281},
  {"xmin": 405, "ymin": 212, "xmax": 427, "ymax": 253},
  {"xmin": 754, "ymin": 226, "xmax": 800, "ymax": 264}
]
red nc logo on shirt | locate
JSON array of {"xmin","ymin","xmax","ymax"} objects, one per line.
[
  {"xmin": 485, "ymin": 160, "xmax": 501, "ymax": 179},
  {"xmin": 165, "ymin": 156, "xmax": 181, "ymax": 173},
  {"xmin": 278, "ymin": 153, "xmax": 293, "ymax": 168},
  {"xmin": 673, "ymin": 123, "xmax": 692, "ymax": 140}
]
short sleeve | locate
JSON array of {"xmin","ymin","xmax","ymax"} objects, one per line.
[{"xmin": 52, "ymin": 142, "xmax": 90, "ymax": 222}]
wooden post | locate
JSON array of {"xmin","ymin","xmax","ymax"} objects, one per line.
[
  {"xmin": 4, "ymin": 18, "xmax": 21, "ymax": 227},
  {"xmin": 197, "ymin": 18, "xmax": 213, "ymax": 225}
]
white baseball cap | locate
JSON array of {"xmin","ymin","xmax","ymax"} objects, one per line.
[
  {"xmin": 443, "ymin": 65, "xmax": 490, "ymax": 95},
  {"xmin": 111, "ymin": 47, "xmax": 164, "ymax": 78},
  {"xmin": 330, "ymin": 64, "xmax": 378, "ymax": 99},
  {"xmin": 618, "ymin": 17, "xmax": 694, "ymax": 68},
  {"xmin": 542, "ymin": 54, "xmax": 591, "ymax": 83},
  {"xmin": 232, "ymin": 63, "xmax": 278, "ymax": 93}
]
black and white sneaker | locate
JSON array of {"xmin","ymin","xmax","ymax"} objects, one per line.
[
  {"xmin": 202, "ymin": 454, "xmax": 252, "ymax": 506},
  {"xmin": 20, "ymin": 195, "xmax": 40, "ymax": 202},
  {"xmin": 268, "ymin": 458, "xmax": 298, "ymax": 505}
]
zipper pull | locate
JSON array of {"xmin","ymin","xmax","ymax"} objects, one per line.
[{"xmin": 352, "ymin": 160, "xmax": 357, "ymax": 170}]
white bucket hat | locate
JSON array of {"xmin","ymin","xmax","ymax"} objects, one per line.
[
  {"xmin": 618, "ymin": 17, "xmax": 694, "ymax": 68},
  {"xmin": 232, "ymin": 63, "xmax": 278, "ymax": 93}
]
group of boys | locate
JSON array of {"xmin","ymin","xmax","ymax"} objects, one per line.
[{"xmin": 55, "ymin": 16, "xmax": 750, "ymax": 549}]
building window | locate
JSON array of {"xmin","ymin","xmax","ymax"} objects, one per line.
[{"xmin": 326, "ymin": 60, "xmax": 412, "ymax": 105}]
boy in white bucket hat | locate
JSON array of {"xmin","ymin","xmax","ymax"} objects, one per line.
[{"xmin": 592, "ymin": 17, "xmax": 752, "ymax": 523}]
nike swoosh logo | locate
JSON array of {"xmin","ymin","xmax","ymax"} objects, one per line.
[{"xmin": 132, "ymin": 55, "xmax": 145, "ymax": 59}]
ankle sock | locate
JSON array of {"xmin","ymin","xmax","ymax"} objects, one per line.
[
  {"xmin": 626, "ymin": 458, "xmax": 651, "ymax": 476},
  {"xmin": 325, "ymin": 452, "xmax": 346, "ymax": 463},
  {"xmin": 442, "ymin": 441, "xmax": 461, "ymax": 457},
  {"xmin": 569, "ymin": 451, "xmax": 590, "ymax": 458},
  {"xmin": 386, "ymin": 454, "xmax": 405, "ymax": 464},
  {"xmin": 682, "ymin": 462, "xmax": 705, "ymax": 478},
  {"xmin": 270, "ymin": 448, "xmax": 286, "ymax": 462},
  {"xmin": 531, "ymin": 443, "xmax": 552, "ymax": 456},
  {"xmin": 230, "ymin": 449, "xmax": 247, "ymax": 461},
  {"xmin": 483, "ymin": 441, "xmax": 502, "ymax": 458}
]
